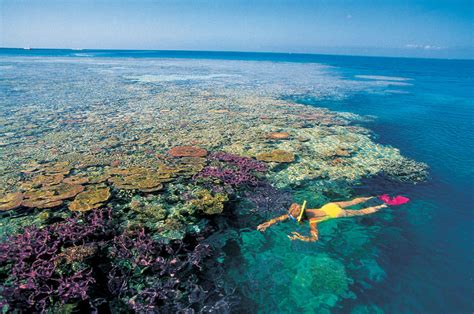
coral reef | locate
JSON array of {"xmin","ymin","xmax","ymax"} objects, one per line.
[
  {"xmin": 68, "ymin": 185, "xmax": 111, "ymax": 211},
  {"xmin": 0, "ymin": 209, "xmax": 110, "ymax": 311},
  {"xmin": 0, "ymin": 56, "xmax": 431, "ymax": 312},
  {"xmin": 21, "ymin": 183, "xmax": 85, "ymax": 209},
  {"xmin": 266, "ymin": 132, "xmax": 290, "ymax": 140},
  {"xmin": 256, "ymin": 149, "xmax": 296, "ymax": 163},
  {"xmin": 381, "ymin": 157, "xmax": 428, "ymax": 182},
  {"xmin": 0, "ymin": 192, "xmax": 23, "ymax": 211},
  {"xmin": 193, "ymin": 151, "xmax": 269, "ymax": 189},
  {"xmin": 168, "ymin": 146, "xmax": 208, "ymax": 158},
  {"xmin": 108, "ymin": 167, "xmax": 168, "ymax": 192},
  {"xmin": 290, "ymin": 254, "xmax": 354, "ymax": 310},
  {"xmin": 209, "ymin": 152, "xmax": 268, "ymax": 172},
  {"xmin": 190, "ymin": 189, "xmax": 228, "ymax": 215},
  {"xmin": 0, "ymin": 209, "xmax": 229, "ymax": 312},
  {"xmin": 107, "ymin": 228, "xmax": 222, "ymax": 312},
  {"xmin": 245, "ymin": 183, "xmax": 293, "ymax": 216},
  {"xmin": 196, "ymin": 166, "xmax": 260, "ymax": 187}
]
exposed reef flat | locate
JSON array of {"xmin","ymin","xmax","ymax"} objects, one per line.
[{"xmin": 0, "ymin": 90, "xmax": 426, "ymax": 195}]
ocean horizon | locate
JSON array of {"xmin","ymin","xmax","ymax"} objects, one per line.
[{"xmin": 1, "ymin": 47, "xmax": 474, "ymax": 61}]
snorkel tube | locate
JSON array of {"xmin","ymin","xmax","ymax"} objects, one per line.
[{"xmin": 297, "ymin": 200, "xmax": 307, "ymax": 223}]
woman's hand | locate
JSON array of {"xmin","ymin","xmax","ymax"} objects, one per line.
[
  {"xmin": 288, "ymin": 232, "xmax": 317, "ymax": 242},
  {"xmin": 257, "ymin": 222, "xmax": 271, "ymax": 232}
]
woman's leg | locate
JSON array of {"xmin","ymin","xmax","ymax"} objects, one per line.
[
  {"xmin": 334, "ymin": 196, "xmax": 374, "ymax": 208},
  {"xmin": 342, "ymin": 204, "xmax": 386, "ymax": 217}
]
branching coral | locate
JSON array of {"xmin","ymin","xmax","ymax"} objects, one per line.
[
  {"xmin": 209, "ymin": 152, "xmax": 268, "ymax": 173},
  {"xmin": 0, "ymin": 208, "xmax": 229, "ymax": 313},
  {"xmin": 381, "ymin": 157, "xmax": 429, "ymax": 182},
  {"xmin": 0, "ymin": 208, "xmax": 111, "ymax": 311},
  {"xmin": 245, "ymin": 183, "xmax": 293, "ymax": 216},
  {"xmin": 107, "ymin": 228, "xmax": 220, "ymax": 312},
  {"xmin": 194, "ymin": 152, "xmax": 268, "ymax": 187}
]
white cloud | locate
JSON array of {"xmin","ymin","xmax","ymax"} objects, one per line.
[{"xmin": 405, "ymin": 44, "xmax": 445, "ymax": 50}]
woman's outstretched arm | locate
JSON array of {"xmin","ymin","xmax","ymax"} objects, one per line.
[{"xmin": 257, "ymin": 214, "xmax": 288, "ymax": 232}]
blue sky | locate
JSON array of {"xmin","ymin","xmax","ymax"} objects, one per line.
[{"xmin": 1, "ymin": 0, "xmax": 473, "ymax": 59}]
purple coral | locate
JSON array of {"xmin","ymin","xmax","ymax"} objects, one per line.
[
  {"xmin": 109, "ymin": 228, "xmax": 158, "ymax": 267},
  {"xmin": 195, "ymin": 166, "xmax": 260, "ymax": 186},
  {"xmin": 245, "ymin": 183, "xmax": 293, "ymax": 216},
  {"xmin": 194, "ymin": 152, "xmax": 267, "ymax": 187},
  {"xmin": 108, "ymin": 228, "xmax": 215, "ymax": 311},
  {"xmin": 0, "ymin": 206, "xmax": 229, "ymax": 312},
  {"xmin": 56, "ymin": 268, "xmax": 95, "ymax": 301},
  {"xmin": 0, "ymin": 209, "xmax": 111, "ymax": 311},
  {"xmin": 209, "ymin": 152, "xmax": 267, "ymax": 172}
]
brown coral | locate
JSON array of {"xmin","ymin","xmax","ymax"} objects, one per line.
[
  {"xmin": 22, "ymin": 183, "xmax": 85, "ymax": 209},
  {"xmin": 256, "ymin": 150, "xmax": 295, "ymax": 163},
  {"xmin": 175, "ymin": 157, "xmax": 206, "ymax": 176},
  {"xmin": 190, "ymin": 190, "xmax": 228, "ymax": 215},
  {"xmin": 335, "ymin": 148, "xmax": 351, "ymax": 157},
  {"xmin": 56, "ymin": 244, "xmax": 97, "ymax": 264},
  {"xmin": 63, "ymin": 174, "xmax": 90, "ymax": 185},
  {"xmin": 0, "ymin": 192, "xmax": 23, "ymax": 211},
  {"xmin": 266, "ymin": 132, "xmax": 290, "ymax": 140},
  {"xmin": 30, "ymin": 173, "xmax": 65, "ymax": 187},
  {"xmin": 168, "ymin": 146, "xmax": 208, "ymax": 158},
  {"xmin": 69, "ymin": 185, "xmax": 111, "ymax": 212},
  {"xmin": 42, "ymin": 161, "xmax": 72, "ymax": 175},
  {"xmin": 108, "ymin": 167, "xmax": 169, "ymax": 192},
  {"xmin": 21, "ymin": 161, "xmax": 72, "ymax": 176}
]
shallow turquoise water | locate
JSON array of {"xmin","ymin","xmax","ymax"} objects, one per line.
[{"xmin": 1, "ymin": 49, "xmax": 472, "ymax": 312}]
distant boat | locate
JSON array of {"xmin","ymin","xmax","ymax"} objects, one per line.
[{"xmin": 23, "ymin": 46, "xmax": 31, "ymax": 50}]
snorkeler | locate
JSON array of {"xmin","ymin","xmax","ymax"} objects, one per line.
[{"xmin": 257, "ymin": 195, "xmax": 409, "ymax": 242}]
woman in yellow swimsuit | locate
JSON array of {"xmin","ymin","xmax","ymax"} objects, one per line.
[{"xmin": 256, "ymin": 196, "xmax": 387, "ymax": 242}]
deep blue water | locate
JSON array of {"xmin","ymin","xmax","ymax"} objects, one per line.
[
  {"xmin": 293, "ymin": 57, "xmax": 474, "ymax": 312},
  {"xmin": 1, "ymin": 48, "xmax": 473, "ymax": 312},
  {"xmin": 291, "ymin": 62, "xmax": 474, "ymax": 312}
]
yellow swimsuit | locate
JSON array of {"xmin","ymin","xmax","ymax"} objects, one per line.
[{"xmin": 311, "ymin": 203, "xmax": 343, "ymax": 223}]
